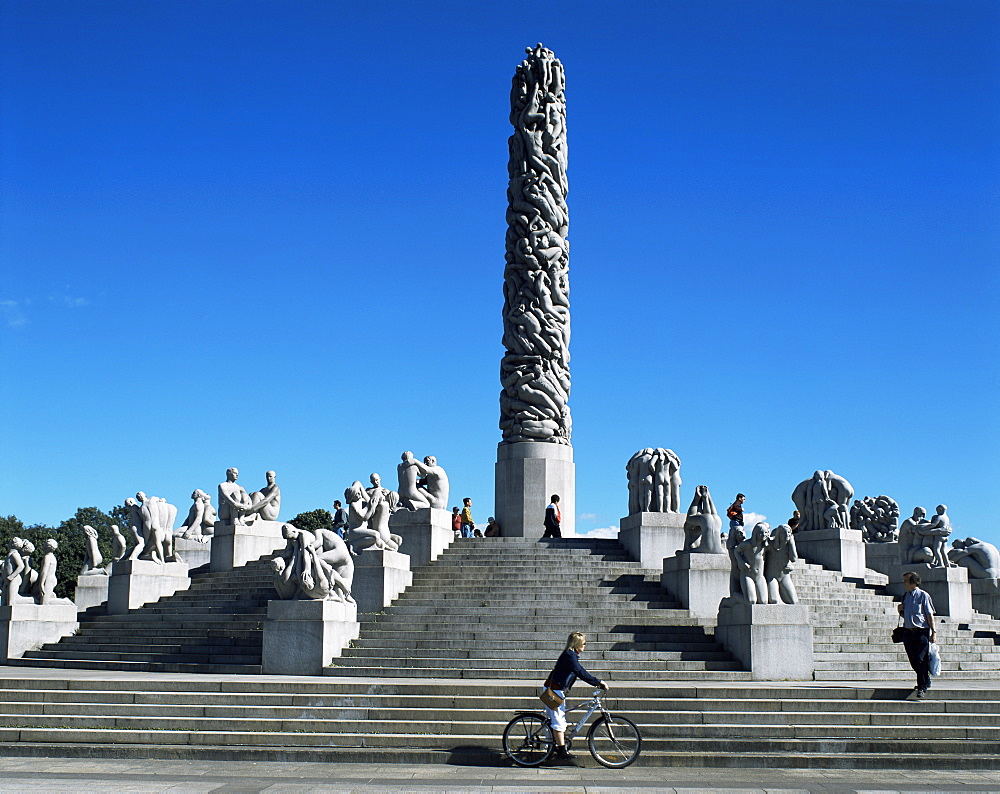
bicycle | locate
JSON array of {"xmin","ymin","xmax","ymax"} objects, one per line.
[{"xmin": 502, "ymin": 688, "xmax": 642, "ymax": 768}]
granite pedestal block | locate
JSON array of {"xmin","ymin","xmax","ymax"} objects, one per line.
[
  {"xmin": 794, "ymin": 527, "xmax": 866, "ymax": 579},
  {"xmin": 352, "ymin": 549, "xmax": 413, "ymax": 614},
  {"xmin": 107, "ymin": 559, "xmax": 190, "ymax": 614},
  {"xmin": 886, "ymin": 563, "xmax": 972, "ymax": 622},
  {"xmin": 74, "ymin": 574, "xmax": 110, "ymax": 613},
  {"xmin": 970, "ymin": 578, "xmax": 1000, "ymax": 620},
  {"xmin": 211, "ymin": 519, "xmax": 286, "ymax": 572},
  {"xmin": 174, "ymin": 536, "xmax": 212, "ymax": 571},
  {"xmin": 714, "ymin": 600, "xmax": 814, "ymax": 681},
  {"xmin": 863, "ymin": 541, "xmax": 898, "ymax": 578},
  {"xmin": 618, "ymin": 512, "xmax": 685, "ymax": 569},
  {"xmin": 261, "ymin": 599, "xmax": 360, "ymax": 675},
  {"xmin": 0, "ymin": 603, "xmax": 79, "ymax": 661},
  {"xmin": 495, "ymin": 441, "xmax": 574, "ymax": 538},
  {"xmin": 661, "ymin": 551, "xmax": 730, "ymax": 619},
  {"xmin": 388, "ymin": 507, "xmax": 453, "ymax": 569}
]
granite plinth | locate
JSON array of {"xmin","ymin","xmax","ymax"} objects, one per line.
[
  {"xmin": 73, "ymin": 574, "xmax": 110, "ymax": 613},
  {"xmin": 173, "ymin": 536, "xmax": 212, "ymax": 571},
  {"xmin": 210, "ymin": 519, "xmax": 286, "ymax": 572},
  {"xmin": 388, "ymin": 507, "xmax": 453, "ymax": 569},
  {"xmin": 863, "ymin": 540, "xmax": 899, "ymax": 577},
  {"xmin": 714, "ymin": 600, "xmax": 814, "ymax": 681},
  {"xmin": 495, "ymin": 441, "xmax": 574, "ymax": 538},
  {"xmin": 0, "ymin": 602, "xmax": 79, "ymax": 661},
  {"xmin": 661, "ymin": 551, "xmax": 730, "ymax": 619},
  {"xmin": 262, "ymin": 598, "xmax": 360, "ymax": 675},
  {"xmin": 619, "ymin": 512, "xmax": 685, "ymax": 569},
  {"xmin": 970, "ymin": 578, "xmax": 1000, "ymax": 620},
  {"xmin": 107, "ymin": 559, "xmax": 190, "ymax": 614},
  {"xmin": 886, "ymin": 563, "xmax": 972, "ymax": 622},
  {"xmin": 793, "ymin": 527, "xmax": 866, "ymax": 579},
  {"xmin": 352, "ymin": 549, "xmax": 413, "ymax": 614}
]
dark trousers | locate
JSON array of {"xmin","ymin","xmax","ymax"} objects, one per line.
[
  {"xmin": 542, "ymin": 525, "xmax": 561, "ymax": 538},
  {"xmin": 902, "ymin": 627, "xmax": 931, "ymax": 691}
]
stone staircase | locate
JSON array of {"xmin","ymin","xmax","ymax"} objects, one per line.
[{"xmin": 330, "ymin": 537, "xmax": 747, "ymax": 681}]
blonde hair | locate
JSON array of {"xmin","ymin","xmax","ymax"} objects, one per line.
[{"xmin": 565, "ymin": 631, "xmax": 586, "ymax": 651}]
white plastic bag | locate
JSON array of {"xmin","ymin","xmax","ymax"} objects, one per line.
[{"xmin": 928, "ymin": 642, "xmax": 941, "ymax": 676}]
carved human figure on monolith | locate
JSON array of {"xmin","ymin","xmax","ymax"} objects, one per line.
[
  {"xmin": 726, "ymin": 524, "xmax": 746, "ymax": 597},
  {"xmin": 246, "ymin": 470, "xmax": 281, "ymax": 522},
  {"xmin": 2, "ymin": 538, "xmax": 27, "ymax": 607},
  {"xmin": 345, "ymin": 480, "xmax": 400, "ymax": 553},
  {"xmin": 949, "ymin": 537, "xmax": 1000, "ymax": 579},
  {"xmin": 499, "ymin": 43, "xmax": 571, "ymax": 445},
  {"xmin": 851, "ymin": 495, "xmax": 900, "ymax": 542},
  {"xmin": 626, "ymin": 448, "xmax": 655, "ymax": 514},
  {"xmin": 19, "ymin": 540, "xmax": 38, "ymax": 598},
  {"xmin": 34, "ymin": 538, "xmax": 64, "ymax": 605},
  {"xmin": 898, "ymin": 506, "xmax": 932, "ymax": 564},
  {"xmin": 178, "ymin": 489, "xmax": 216, "ymax": 541},
  {"xmin": 682, "ymin": 485, "xmax": 724, "ymax": 554},
  {"xmin": 136, "ymin": 492, "xmax": 177, "ymax": 563},
  {"xmin": 110, "ymin": 525, "xmax": 127, "ymax": 562},
  {"xmin": 627, "ymin": 447, "xmax": 682, "ymax": 514},
  {"xmin": 397, "ymin": 453, "xmax": 449, "ymax": 510},
  {"xmin": 79, "ymin": 525, "xmax": 106, "ymax": 576},
  {"xmin": 218, "ymin": 467, "xmax": 254, "ymax": 527},
  {"xmin": 791, "ymin": 470, "xmax": 854, "ymax": 532},
  {"xmin": 764, "ymin": 524, "xmax": 799, "ymax": 604},
  {"xmin": 734, "ymin": 522, "xmax": 770, "ymax": 604}
]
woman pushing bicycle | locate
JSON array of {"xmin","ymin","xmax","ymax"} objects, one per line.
[{"xmin": 543, "ymin": 631, "xmax": 608, "ymax": 761}]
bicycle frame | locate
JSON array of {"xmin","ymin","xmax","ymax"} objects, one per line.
[{"xmin": 561, "ymin": 689, "xmax": 608, "ymax": 742}]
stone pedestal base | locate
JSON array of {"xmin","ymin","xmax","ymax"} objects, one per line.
[
  {"xmin": 714, "ymin": 600, "xmax": 814, "ymax": 681},
  {"xmin": 388, "ymin": 507, "xmax": 453, "ymax": 569},
  {"xmin": 0, "ymin": 603, "xmax": 79, "ymax": 661},
  {"xmin": 74, "ymin": 574, "xmax": 110, "ymax": 613},
  {"xmin": 352, "ymin": 550, "xmax": 413, "ymax": 614},
  {"xmin": 794, "ymin": 528, "xmax": 866, "ymax": 579},
  {"xmin": 262, "ymin": 599, "xmax": 360, "ymax": 675},
  {"xmin": 107, "ymin": 560, "xmax": 190, "ymax": 614},
  {"xmin": 495, "ymin": 441, "xmax": 574, "ymax": 538},
  {"xmin": 863, "ymin": 541, "xmax": 898, "ymax": 578},
  {"xmin": 971, "ymin": 578, "xmax": 1000, "ymax": 620},
  {"xmin": 661, "ymin": 551, "xmax": 730, "ymax": 619},
  {"xmin": 211, "ymin": 519, "xmax": 286, "ymax": 572},
  {"xmin": 619, "ymin": 512, "xmax": 685, "ymax": 569},
  {"xmin": 174, "ymin": 536, "xmax": 212, "ymax": 572},
  {"xmin": 886, "ymin": 563, "xmax": 972, "ymax": 622}
]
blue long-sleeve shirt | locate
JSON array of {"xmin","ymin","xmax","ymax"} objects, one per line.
[{"xmin": 547, "ymin": 649, "xmax": 601, "ymax": 691}]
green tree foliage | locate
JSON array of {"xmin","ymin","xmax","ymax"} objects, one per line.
[{"xmin": 289, "ymin": 509, "xmax": 333, "ymax": 532}]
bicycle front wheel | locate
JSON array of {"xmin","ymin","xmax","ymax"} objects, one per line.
[
  {"xmin": 503, "ymin": 713, "xmax": 554, "ymax": 767},
  {"xmin": 587, "ymin": 715, "xmax": 642, "ymax": 768}
]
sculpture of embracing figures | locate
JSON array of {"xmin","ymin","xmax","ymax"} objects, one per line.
[
  {"xmin": 271, "ymin": 523, "xmax": 354, "ymax": 602},
  {"xmin": 626, "ymin": 447, "xmax": 682, "ymax": 514},
  {"xmin": 791, "ymin": 470, "xmax": 854, "ymax": 532},
  {"xmin": 396, "ymin": 452, "xmax": 449, "ymax": 510},
  {"xmin": 898, "ymin": 505, "xmax": 952, "ymax": 568},
  {"xmin": 345, "ymin": 478, "xmax": 402, "ymax": 553},
  {"xmin": 177, "ymin": 489, "xmax": 218, "ymax": 541},
  {"xmin": 729, "ymin": 521, "xmax": 799, "ymax": 605}
]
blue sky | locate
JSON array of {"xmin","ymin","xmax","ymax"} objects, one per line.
[{"xmin": 2, "ymin": 1, "xmax": 998, "ymax": 546}]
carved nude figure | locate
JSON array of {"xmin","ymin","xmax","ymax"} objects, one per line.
[
  {"xmin": 764, "ymin": 524, "xmax": 799, "ymax": 604},
  {"xmin": 345, "ymin": 480, "xmax": 399, "ymax": 553},
  {"xmin": 734, "ymin": 522, "xmax": 770, "ymax": 604},
  {"xmin": 397, "ymin": 451, "xmax": 431, "ymax": 510},
  {"xmin": 271, "ymin": 524, "xmax": 354, "ymax": 602},
  {"xmin": 178, "ymin": 490, "xmax": 214, "ymax": 540},
  {"xmin": 218, "ymin": 467, "xmax": 254, "ymax": 527},
  {"xmin": 898, "ymin": 507, "xmax": 933, "ymax": 565},
  {"xmin": 726, "ymin": 524, "xmax": 746, "ymax": 598},
  {"xmin": 2, "ymin": 538, "xmax": 26, "ymax": 607},
  {"xmin": 35, "ymin": 538, "xmax": 60, "ymax": 605},
  {"xmin": 949, "ymin": 537, "xmax": 1000, "ymax": 580},
  {"xmin": 19, "ymin": 540, "xmax": 38, "ymax": 598},
  {"xmin": 246, "ymin": 470, "xmax": 281, "ymax": 522},
  {"xmin": 923, "ymin": 504, "xmax": 952, "ymax": 568},
  {"xmin": 682, "ymin": 485, "xmax": 724, "ymax": 554},
  {"xmin": 410, "ymin": 456, "xmax": 449, "ymax": 510},
  {"xmin": 79, "ymin": 525, "xmax": 106, "ymax": 576},
  {"xmin": 110, "ymin": 525, "xmax": 127, "ymax": 562}
]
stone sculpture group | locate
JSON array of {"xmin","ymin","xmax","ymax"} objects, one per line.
[
  {"xmin": 790, "ymin": 470, "xmax": 854, "ymax": 532},
  {"xmin": 850, "ymin": 495, "xmax": 900, "ymax": 543},
  {"xmin": 727, "ymin": 522, "xmax": 799, "ymax": 605},
  {"xmin": 272, "ymin": 524, "xmax": 354, "ymax": 602},
  {"xmin": 218, "ymin": 468, "xmax": 281, "ymax": 528},
  {"xmin": 898, "ymin": 505, "xmax": 953, "ymax": 568},
  {"xmin": 2, "ymin": 537, "xmax": 69, "ymax": 606},
  {"xmin": 626, "ymin": 448, "xmax": 682, "ymax": 514},
  {"xmin": 396, "ymin": 452, "xmax": 449, "ymax": 510},
  {"xmin": 682, "ymin": 484, "xmax": 724, "ymax": 554}
]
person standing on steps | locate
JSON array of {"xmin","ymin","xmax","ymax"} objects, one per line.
[
  {"xmin": 543, "ymin": 631, "xmax": 608, "ymax": 762},
  {"xmin": 451, "ymin": 506, "xmax": 462, "ymax": 538},
  {"xmin": 542, "ymin": 494, "xmax": 562, "ymax": 538},
  {"xmin": 727, "ymin": 493, "xmax": 746, "ymax": 534},
  {"xmin": 899, "ymin": 570, "xmax": 937, "ymax": 699},
  {"xmin": 332, "ymin": 500, "xmax": 349, "ymax": 539},
  {"xmin": 460, "ymin": 498, "xmax": 475, "ymax": 539}
]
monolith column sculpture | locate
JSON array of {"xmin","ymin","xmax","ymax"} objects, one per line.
[{"xmin": 495, "ymin": 44, "xmax": 575, "ymax": 537}]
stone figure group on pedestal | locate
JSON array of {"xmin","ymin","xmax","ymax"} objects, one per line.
[
  {"xmin": 177, "ymin": 489, "xmax": 217, "ymax": 541},
  {"xmin": 218, "ymin": 468, "xmax": 281, "ymax": 527},
  {"xmin": 682, "ymin": 485, "xmax": 724, "ymax": 554},
  {"xmin": 396, "ymin": 452, "xmax": 449, "ymax": 510},
  {"xmin": 271, "ymin": 523, "xmax": 355, "ymax": 602},
  {"xmin": 345, "ymin": 477, "xmax": 402, "ymax": 553},
  {"xmin": 850, "ymin": 495, "xmax": 900, "ymax": 542},
  {"xmin": 2, "ymin": 537, "xmax": 70, "ymax": 606},
  {"xmin": 727, "ymin": 522, "xmax": 799, "ymax": 605},
  {"xmin": 790, "ymin": 470, "xmax": 854, "ymax": 532},
  {"xmin": 898, "ymin": 505, "xmax": 952, "ymax": 568},
  {"xmin": 626, "ymin": 448, "xmax": 682, "ymax": 515},
  {"xmin": 949, "ymin": 537, "xmax": 1000, "ymax": 580},
  {"xmin": 125, "ymin": 492, "xmax": 180, "ymax": 564}
]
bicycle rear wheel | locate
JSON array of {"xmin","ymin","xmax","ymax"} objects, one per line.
[
  {"xmin": 503, "ymin": 713, "xmax": 554, "ymax": 767},
  {"xmin": 587, "ymin": 715, "xmax": 641, "ymax": 768}
]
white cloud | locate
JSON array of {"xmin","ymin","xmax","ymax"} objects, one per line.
[
  {"xmin": 567, "ymin": 525, "xmax": 619, "ymax": 540},
  {"xmin": 0, "ymin": 300, "xmax": 28, "ymax": 328},
  {"xmin": 742, "ymin": 511, "xmax": 768, "ymax": 528},
  {"xmin": 577, "ymin": 512, "xmax": 597, "ymax": 521}
]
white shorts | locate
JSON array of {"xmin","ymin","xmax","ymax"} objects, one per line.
[{"xmin": 543, "ymin": 688, "xmax": 567, "ymax": 732}]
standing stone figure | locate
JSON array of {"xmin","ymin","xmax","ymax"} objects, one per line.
[
  {"xmin": 682, "ymin": 485, "xmax": 724, "ymax": 554},
  {"xmin": 499, "ymin": 43, "xmax": 571, "ymax": 445},
  {"xmin": 626, "ymin": 448, "xmax": 682, "ymax": 514},
  {"xmin": 35, "ymin": 538, "xmax": 61, "ymax": 604},
  {"xmin": 733, "ymin": 522, "xmax": 770, "ymax": 604},
  {"xmin": 726, "ymin": 524, "xmax": 746, "ymax": 598},
  {"xmin": 850, "ymin": 495, "xmax": 900, "ymax": 542},
  {"xmin": 2, "ymin": 538, "xmax": 27, "ymax": 607},
  {"xmin": 18, "ymin": 540, "xmax": 38, "ymax": 599},
  {"xmin": 79, "ymin": 525, "xmax": 106, "ymax": 576},
  {"xmin": 791, "ymin": 470, "xmax": 854, "ymax": 532},
  {"xmin": 764, "ymin": 524, "xmax": 799, "ymax": 605},
  {"xmin": 136, "ymin": 492, "xmax": 177, "ymax": 563}
]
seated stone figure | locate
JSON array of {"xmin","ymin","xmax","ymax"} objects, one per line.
[
  {"xmin": 764, "ymin": 524, "xmax": 798, "ymax": 604},
  {"xmin": 178, "ymin": 490, "xmax": 216, "ymax": 541},
  {"xmin": 18, "ymin": 540, "xmax": 38, "ymax": 599},
  {"xmin": 898, "ymin": 507, "xmax": 934, "ymax": 565},
  {"xmin": 217, "ymin": 467, "xmax": 254, "ymax": 527},
  {"xmin": 110, "ymin": 525, "xmax": 128, "ymax": 563},
  {"xmin": 949, "ymin": 537, "xmax": 1000, "ymax": 580},
  {"xmin": 345, "ymin": 479, "xmax": 401, "ymax": 553},
  {"xmin": 246, "ymin": 470, "xmax": 281, "ymax": 522},
  {"xmin": 78, "ymin": 525, "xmax": 107, "ymax": 576},
  {"xmin": 682, "ymin": 485, "xmax": 724, "ymax": 554}
]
